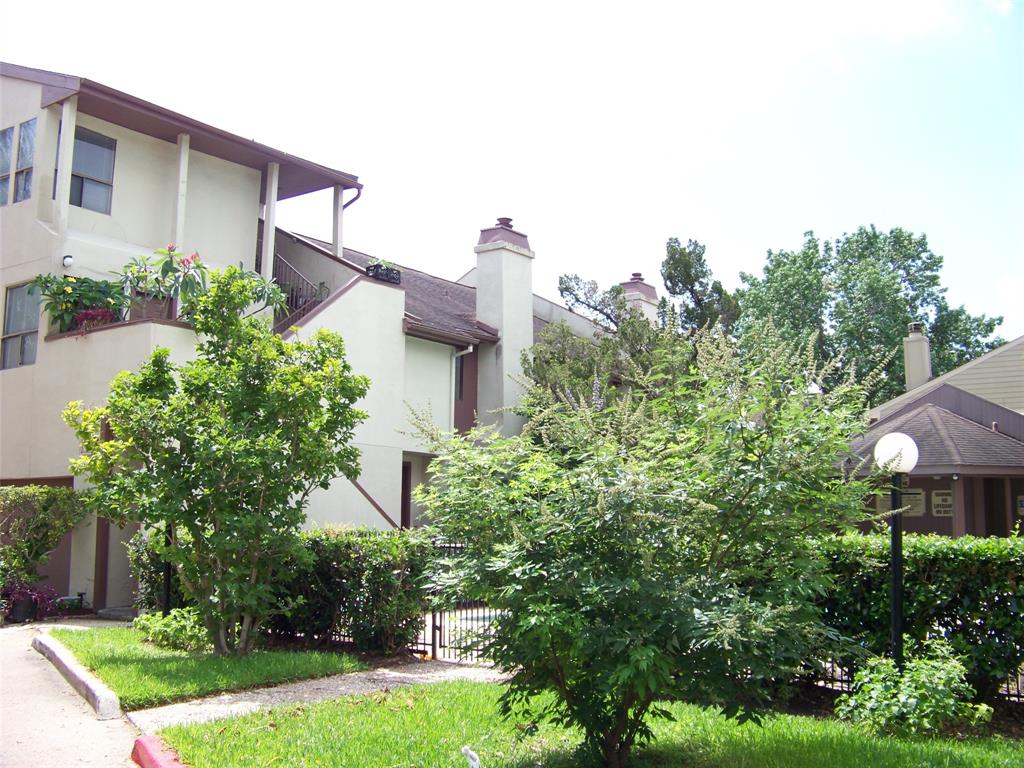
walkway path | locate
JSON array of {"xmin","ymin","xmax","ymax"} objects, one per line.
[
  {"xmin": 0, "ymin": 620, "xmax": 138, "ymax": 768},
  {"xmin": 129, "ymin": 658, "xmax": 503, "ymax": 733}
]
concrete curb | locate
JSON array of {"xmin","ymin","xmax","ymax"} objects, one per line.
[
  {"xmin": 31, "ymin": 631, "xmax": 122, "ymax": 720},
  {"xmin": 131, "ymin": 735, "xmax": 190, "ymax": 768}
]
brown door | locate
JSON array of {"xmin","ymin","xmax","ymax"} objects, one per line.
[
  {"xmin": 401, "ymin": 462, "xmax": 412, "ymax": 529},
  {"xmin": 984, "ymin": 478, "xmax": 1009, "ymax": 537}
]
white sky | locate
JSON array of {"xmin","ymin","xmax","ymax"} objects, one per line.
[{"xmin": 4, "ymin": 0, "xmax": 1022, "ymax": 337}]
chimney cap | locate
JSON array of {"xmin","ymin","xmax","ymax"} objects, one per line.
[
  {"xmin": 908, "ymin": 321, "xmax": 925, "ymax": 335},
  {"xmin": 477, "ymin": 217, "xmax": 531, "ymax": 249},
  {"xmin": 619, "ymin": 272, "xmax": 657, "ymax": 301}
]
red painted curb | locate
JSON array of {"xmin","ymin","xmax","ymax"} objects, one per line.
[{"xmin": 131, "ymin": 735, "xmax": 189, "ymax": 768}]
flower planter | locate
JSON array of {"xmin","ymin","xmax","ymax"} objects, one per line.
[
  {"xmin": 73, "ymin": 308, "xmax": 121, "ymax": 333},
  {"xmin": 366, "ymin": 263, "xmax": 401, "ymax": 285},
  {"xmin": 7, "ymin": 595, "xmax": 38, "ymax": 623}
]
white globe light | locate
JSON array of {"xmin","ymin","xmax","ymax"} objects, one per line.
[{"xmin": 873, "ymin": 432, "xmax": 919, "ymax": 474}]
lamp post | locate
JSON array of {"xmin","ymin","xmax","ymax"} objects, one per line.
[{"xmin": 873, "ymin": 432, "xmax": 919, "ymax": 670}]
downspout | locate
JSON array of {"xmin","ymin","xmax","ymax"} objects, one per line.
[
  {"xmin": 452, "ymin": 345, "xmax": 474, "ymax": 431},
  {"xmin": 342, "ymin": 186, "xmax": 362, "ymax": 209}
]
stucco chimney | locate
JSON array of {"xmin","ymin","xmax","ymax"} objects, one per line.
[
  {"xmin": 474, "ymin": 218, "xmax": 534, "ymax": 436},
  {"xmin": 619, "ymin": 272, "xmax": 659, "ymax": 323},
  {"xmin": 903, "ymin": 322, "xmax": 932, "ymax": 392}
]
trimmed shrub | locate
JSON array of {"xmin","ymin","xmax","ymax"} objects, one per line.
[
  {"xmin": 0, "ymin": 485, "xmax": 86, "ymax": 585},
  {"xmin": 134, "ymin": 607, "xmax": 211, "ymax": 652},
  {"xmin": 268, "ymin": 527, "xmax": 432, "ymax": 653},
  {"xmin": 835, "ymin": 638, "xmax": 992, "ymax": 736},
  {"xmin": 819, "ymin": 533, "xmax": 1024, "ymax": 698},
  {"xmin": 125, "ymin": 530, "xmax": 188, "ymax": 613}
]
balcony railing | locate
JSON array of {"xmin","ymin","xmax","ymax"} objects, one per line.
[{"xmin": 273, "ymin": 255, "xmax": 326, "ymax": 334}]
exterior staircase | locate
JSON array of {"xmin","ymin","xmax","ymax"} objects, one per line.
[{"xmin": 272, "ymin": 255, "xmax": 326, "ymax": 334}]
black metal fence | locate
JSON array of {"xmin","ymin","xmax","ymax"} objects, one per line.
[
  {"xmin": 408, "ymin": 541, "xmax": 494, "ymax": 663},
  {"xmin": 413, "ymin": 543, "xmax": 1024, "ymax": 705},
  {"xmin": 813, "ymin": 658, "xmax": 1024, "ymax": 704}
]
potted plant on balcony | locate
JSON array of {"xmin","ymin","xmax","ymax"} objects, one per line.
[
  {"xmin": 116, "ymin": 245, "xmax": 210, "ymax": 322},
  {"xmin": 28, "ymin": 274, "xmax": 131, "ymax": 333},
  {"xmin": 366, "ymin": 258, "xmax": 401, "ymax": 285}
]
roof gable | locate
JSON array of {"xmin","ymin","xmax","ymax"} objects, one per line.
[
  {"xmin": 872, "ymin": 334, "xmax": 1024, "ymax": 419},
  {"xmin": 853, "ymin": 402, "xmax": 1024, "ymax": 474}
]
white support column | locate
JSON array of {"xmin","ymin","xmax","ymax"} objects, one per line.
[
  {"xmin": 260, "ymin": 162, "xmax": 280, "ymax": 280},
  {"xmin": 332, "ymin": 184, "xmax": 345, "ymax": 256},
  {"xmin": 171, "ymin": 133, "xmax": 190, "ymax": 248},
  {"xmin": 54, "ymin": 96, "xmax": 78, "ymax": 234}
]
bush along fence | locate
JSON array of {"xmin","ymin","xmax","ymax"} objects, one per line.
[
  {"xmin": 132, "ymin": 526, "xmax": 434, "ymax": 654},
  {"xmin": 128, "ymin": 527, "xmax": 1023, "ymax": 700},
  {"xmin": 817, "ymin": 533, "xmax": 1024, "ymax": 701}
]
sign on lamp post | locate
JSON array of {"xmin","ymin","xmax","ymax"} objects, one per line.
[{"xmin": 873, "ymin": 432, "xmax": 919, "ymax": 670}]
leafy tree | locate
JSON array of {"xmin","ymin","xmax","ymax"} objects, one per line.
[
  {"xmin": 661, "ymin": 237, "xmax": 740, "ymax": 334},
  {"xmin": 530, "ymin": 237, "xmax": 738, "ymax": 404},
  {"xmin": 64, "ymin": 267, "xmax": 369, "ymax": 655},
  {"xmin": 419, "ymin": 326, "xmax": 876, "ymax": 767},
  {"xmin": 526, "ymin": 277, "xmax": 666, "ymax": 405},
  {"xmin": 738, "ymin": 226, "xmax": 1003, "ymax": 404},
  {"xmin": 0, "ymin": 485, "xmax": 86, "ymax": 584}
]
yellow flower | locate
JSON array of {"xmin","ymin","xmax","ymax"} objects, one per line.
[
  {"xmin": 64, "ymin": 286, "xmax": 73, "ymax": 293},
  {"xmin": 66, "ymin": 276, "xmax": 77, "ymax": 282}
]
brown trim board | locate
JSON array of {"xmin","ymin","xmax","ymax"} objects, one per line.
[{"xmin": 349, "ymin": 478, "xmax": 399, "ymax": 529}]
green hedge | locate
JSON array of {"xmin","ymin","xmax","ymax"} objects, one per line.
[
  {"xmin": 0, "ymin": 485, "xmax": 86, "ymax": 585},
  {"xmin": 126, "ymin": 530, "xmax": 188, "ymax": 613},
  {"xmin": 819, "ymin": 533, "xmax": 1024, "ymax": 698},
  {"xmin": 267, "ymin": 527, "xmax": 432, "ymax": 653}
]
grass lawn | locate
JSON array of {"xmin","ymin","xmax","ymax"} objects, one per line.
[
  {"xmin": 161, "ymin": 680, "xmax": 1023, "ymax": 768},
  {"xmin": 50, "ymin": 627, "xmax": 365, "ymax": 710}
]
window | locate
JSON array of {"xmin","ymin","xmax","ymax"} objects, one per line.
[
  {"xmin": 2, "ymin": 284, "xmax": 40, "ymax": 369},
  {"xmin": 13, "ymin": 118, "xmax": 35, "ymax": 203},
  {"xmin": 0, "ymin": 126, "xmax": 12, "ymax": 206},
  {"xmin": 70, "ymin": 127, "xmax": 115, "ymax": 214}
]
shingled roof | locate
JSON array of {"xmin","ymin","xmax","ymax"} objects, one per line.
[
  {"xmin": 299, "ymin": 235, "xmax": 580, "ymax": 347},
  {"xmin": 852, "ymin": 402, "xmax": 1024, "ymax": 474}
]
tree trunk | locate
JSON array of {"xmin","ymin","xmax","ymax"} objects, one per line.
[{"xmin": 601, "ymin": 742, "xmax": 630, "ymax": 768}]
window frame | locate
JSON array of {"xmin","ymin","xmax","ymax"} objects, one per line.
[
  {"xmin": 1, "ymin": 281, "xmax": 41, "ymax": 370},
  {"xmin": 70, "ymin": 126, "xmax": 116, "ymax": 215},
  {"xmin": 13, "ymin": 118, "xmax": 36, "ymax": 204},
  {"xmin": 0, "ymin": 125, "xmax": 12, "ymax": 207}
]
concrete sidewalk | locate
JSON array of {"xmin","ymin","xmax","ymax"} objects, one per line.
[
  {"xmin": 129, "ymin": 657, "xmax": 503, "ymax": 734},
  {"xmin": 0, "ymin": 620, "xmax": 138, "ymax": 768}
]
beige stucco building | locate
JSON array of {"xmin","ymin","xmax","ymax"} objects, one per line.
[{"xmin": 0, "ymin": 63, "xmax": 608, "ymax": 611}]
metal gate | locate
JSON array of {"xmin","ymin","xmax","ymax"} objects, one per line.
[{"xmin": 409, "ymin": 542, "xmax": 494, "ymax": 663}]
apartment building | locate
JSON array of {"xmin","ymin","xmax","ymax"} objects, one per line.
[{"xmin": 0, "ymin": 63, "xmax": 610, "ymax": 610}]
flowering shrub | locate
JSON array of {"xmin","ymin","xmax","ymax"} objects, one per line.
[
  {"xmin": 29, "ymin": 274, "xmax": 130, "ymax": 333},
  {"xmin": 0, "ymin": 580, "xmax": 58, "ymax": 621},
  {"xmin": 73, "ymin": 307, "xmax": 120, "ymax": 332},
  {"xmin": 116, "ymin": 245, "xmax": 208, "ymax": 318}
]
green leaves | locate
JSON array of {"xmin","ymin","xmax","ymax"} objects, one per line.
[
  {"xmin": 64, "ymin": 267, "xmax": 368, "ymax": 656},
  {"xmin": 28, "ymin": 273, "xmax": 131, "ymax": 333},
  {"xmin": 835, "ymin": 638, "xmax": 993, "ymax": 736},
  {"xmin": 820, "ymin": 532, "xmax": 1024, "ymax": 697},
  {"xmin": 738, "ymin": 226, "xmax": 1004, "ymax": 405},
  {"xmin": 419, "ymin": 326, "xmax": 876, "ymax": 767},
  {"xmin": 0, "ymin": 485, "xmax": 87, "ymax": 584}
]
